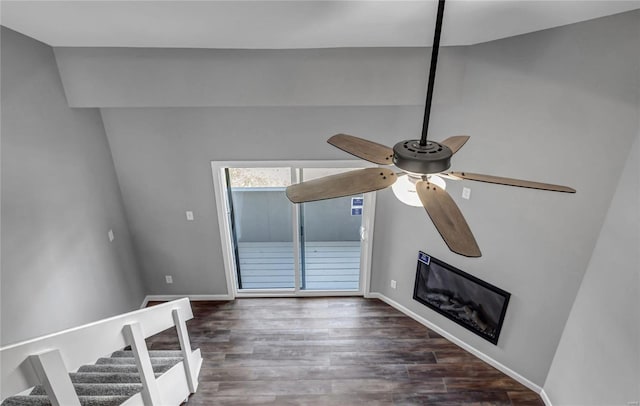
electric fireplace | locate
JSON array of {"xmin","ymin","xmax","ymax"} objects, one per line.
[{"xmin": 413, "ymin": 251, "xmax": 510, "ymax": 345}]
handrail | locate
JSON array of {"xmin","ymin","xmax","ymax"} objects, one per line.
[{"xmin": 0, "ymin": 298, "xmax": 193, "ymax": 400}]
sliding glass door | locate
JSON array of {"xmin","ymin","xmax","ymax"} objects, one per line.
[
  {"xmin": 225, "ymin": 167, "xmax": 295, "ymax": 289},
  {"xmin": 215, "ymin": 162, "xmax": 375, "ymax": 296},
  {"xmin": 299, "ymin": 168, "xmax": 362, "ymax": 290}
]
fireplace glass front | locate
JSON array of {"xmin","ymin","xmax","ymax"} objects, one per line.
[{"xmin": 413, "ymin": 252, "xmax": 510, "ymax": 345}]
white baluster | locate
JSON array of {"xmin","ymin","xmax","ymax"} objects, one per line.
[
  {"xmin": 28, "ymin": 349, "xmax": 81, "ymax": 406},
  {"xmin": 172, "ymin": 308, "xmax": 198, "ymax": 393},
  {"xmin": 123, "ymin": 322, "xmax": 162, "ymax": 406}
]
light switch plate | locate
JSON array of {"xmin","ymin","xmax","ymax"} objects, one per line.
[
  {"xmin": 462, "ymin": 187, "xmax": 471, "ymax": 200},
  {"xmin": 108, "ymin": 229, "xmax": 114, "ymax": 242},
  {"xmin": 165, "ymin": 275, "xmax": 173, "ymax": 284},
  {"xmin": 186, "ymin": 211, "xmax": 194, "ymax": 221}
]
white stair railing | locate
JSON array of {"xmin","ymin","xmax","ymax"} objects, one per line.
[{"xmin": 0, "ymin": 298, "xmax": 202, "ymax": 406}]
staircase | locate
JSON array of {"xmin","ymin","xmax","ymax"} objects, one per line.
[{"xmin": 1, "ymin": 299, "xmax": 202, "ymax": 406}]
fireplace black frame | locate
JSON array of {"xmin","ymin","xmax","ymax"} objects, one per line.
[{"xmin": 413, "ymin": 251, "xmax": 511, "ymax": 345}]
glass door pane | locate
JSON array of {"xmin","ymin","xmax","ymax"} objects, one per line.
[
  {"xmin": 299, "ymin": 168, "xmax": 363, "ymax": 291},
  {"xmin": 226, "ymin": 167, "xmax": 294, "ymax": 289}
]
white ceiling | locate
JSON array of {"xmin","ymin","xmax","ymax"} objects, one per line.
[{"xmin": 2, "ymin": 1, "xmax": 639, "ymax": 49}]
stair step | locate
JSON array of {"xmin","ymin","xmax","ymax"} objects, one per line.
[
  {"xmin": 111, "ymin": 350, "xmax": 182, "ymax": 358},
  {"xmin": 31, "ymin": 383, "xmax": 142, "ymax": 397},
  {"xmin": 76, "ymin": 364, "xmax": 174, "ymax": 374},
  {"xmin": 1, "ymin": 395, "xmax": 130, "ymax": 406},
  {"xmin": 0, "ymin": 396, "xmax": 51, "ymax": 406},
  {"xmin": 2, "ymin": 350, "xmax": 187, "ymax": 406},
  {"xmin": 95, "ymin": 357, "xmax": 182, "ymax": 365},
  {"xmin": 70, "ymin": 372, "xmax": 161, "ymax": 383}
]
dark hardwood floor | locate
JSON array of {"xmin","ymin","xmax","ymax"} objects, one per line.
[{"xmin": 146, "ymin": 297, "xmax": 543, "ymax": 406}]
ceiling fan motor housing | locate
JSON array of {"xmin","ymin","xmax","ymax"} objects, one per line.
[{"xmin": 393, "ymin": 140, "xmax": 453, "ymax": 174}]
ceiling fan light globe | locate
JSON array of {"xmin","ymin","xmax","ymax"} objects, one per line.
[
  {"xmin": 427, "ymin": 174, "xmax": 447, "ymax": 190},
  {"xmin": 392, "ymin": 174, "xmax": 423, "ymax": 207},
  {"xmin": 393, "ymin": 174, "xmax": 447, "ymax": 207}
]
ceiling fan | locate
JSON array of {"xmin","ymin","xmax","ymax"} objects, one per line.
[{"xmin": 284, "ymin": 0, "xmax": 575, "ymax": 258}]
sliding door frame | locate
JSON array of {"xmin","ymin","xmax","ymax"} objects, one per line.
[{"xmin": 211, "ymin": 160, "xmax": 377, "ymax": 299}]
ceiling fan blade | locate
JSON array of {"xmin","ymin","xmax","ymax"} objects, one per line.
[
  {"xmin": 439, "ymin": 135, "xmax": 470, "ymax": 155},
  {"xmin": 416, "ymin": 180, "xmax": 481, "ymax": 258},
  {"xmin": 437, "ymin": 172, "xmax": 462, "ymax": 180},
  {"xmin": 286, "ymin": 168, "xmax": 396, "ymax": 203},
  {"xmin": 450, "ymin": 172, "xmax": 576, "ymax": 193},
  {"xmin": 328, "ymin": 134, "xmax": 395, "ymax": 165}
]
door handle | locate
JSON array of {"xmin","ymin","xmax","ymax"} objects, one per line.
[{"xmin": 360, "ymin": 226, "xmax": 366, "ymax": 241}]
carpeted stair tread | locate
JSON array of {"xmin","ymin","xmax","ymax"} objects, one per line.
[
  {"xmin": 78, "ymin": 396, "xmax": 132, "ymax": 406},
  {"xmin": 95, "ymin": 356, "xmax": 182, "ymax": 365},
  {"xmin": 69, "ymin": 372, "xmax": 161, "ymax": 383},
  {"xmin": 0, "ymin": 396, "xmax": 51, "ymax": 406},
  {"xmin": 31, "ymin": 383, "xmax": 142, "ymax": 397},
  {"xmin": 111, "ymin": 350, "xmax": 182, "ymax": 358},
  {"xmin": 76, "ymin": 364, "xmax": 174, "ymax": 374},
  {"xmin": 1, "ymin": 395, "xmax": 130, "ymax": 406},
  {"xmin": 2, "ymin": 350, "xmax": 185, "ymax": 406}
]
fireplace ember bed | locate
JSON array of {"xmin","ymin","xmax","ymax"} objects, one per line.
[{"xmin": 413, "ymin": 251, "xmax": 511, "ymax": 345}]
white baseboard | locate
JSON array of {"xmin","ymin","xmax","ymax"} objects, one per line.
[
  {"xmin": 367, "ymin": 292, "xmax": 543, "ymax": 395},
  {"xmin": 140, "ymin": 294, "xmax": 233, "ymax": 308},
  {"xmin": 539, "ymin": 388, "xmax": 552, "ymax": 406}
]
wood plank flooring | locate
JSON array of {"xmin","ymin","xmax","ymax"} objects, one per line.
[{"xmin": 146, "ymin": 297, "xmax": 543, "ymax": 406}]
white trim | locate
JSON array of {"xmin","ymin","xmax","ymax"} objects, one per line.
[
  {"xmin": 140, "ymin": 295, "xmax": 232, "ymax": 308},
  {"xmin": 211, "ymin": 165, "xmax": 238, "ymax": 301},
  {"xmin": 292, "ymin": 168, "xmax": 302, "ymax": 294},
  {"xmin": 367, "ymin": 292, "xmax": 543, "ymax": 394},
  {"xmin": 360, "ymin": 192, "xmax": 376, "ymax": 297},
  {"xmin": 539, "ymin": 389, "xmax": 553, "ymax": 406}
]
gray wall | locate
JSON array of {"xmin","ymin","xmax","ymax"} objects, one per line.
[
  {"xmin": 543, "ymin": 121, "xmax": 639, "ymax": 405},
  {"xmin": 370, "ymin": 11, "xmax": 639, "ymax": 387},
  {"xmin": 100, "ymin": 105, "xmax": 422, "ymax": 294},
  {"xmin": 51, "ymin": 10, "xmax": 639, "ymax": 388},
  {"xmin": 54, "ymin": 47, "xmax": 466, "ymax": 108},
  {"xmin": 0, "ymin": 28, "xmax": 145, "ymax": 345},
  {"xmin": 232, "ymin": 190, "xmax": 360, "ymax": 243}
]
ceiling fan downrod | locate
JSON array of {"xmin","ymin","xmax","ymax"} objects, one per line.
[
  {"xmin": 420, "ymin": 0, "xmax": 446, "ymax": 146},
  {"xmin": 392, "ymin": 0, "xmax": 451, "ymax": 174}
]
